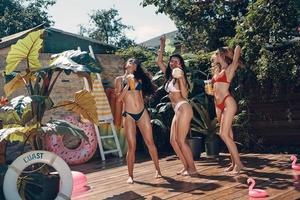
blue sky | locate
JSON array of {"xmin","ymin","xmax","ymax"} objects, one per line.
[{"xmin": 48, "ymin": 0, "xmax": 177, "ymax": 43}]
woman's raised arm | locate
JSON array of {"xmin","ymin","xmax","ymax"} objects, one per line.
[
  {"xmin": 230, "ymin": 45, "xmax": 242, "ymax": 72},
  {"xmin": 156, "ymin": 35, "xmax": 167, "ymax": 73}
]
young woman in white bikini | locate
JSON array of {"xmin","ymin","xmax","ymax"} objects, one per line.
[{"xmin": 157, "ymin": 35, "xmax": 197, "ymax": 176}]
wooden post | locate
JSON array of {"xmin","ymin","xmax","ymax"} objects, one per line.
[{"xmin": 0, "ymin": 119, "xmax": 6, "ymax": 164}]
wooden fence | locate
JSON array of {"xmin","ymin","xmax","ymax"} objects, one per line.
[{"xmin": 249, "ymin": 93, "xmax": 300, "ymax": 146}]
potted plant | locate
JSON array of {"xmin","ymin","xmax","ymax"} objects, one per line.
[
  {"xmin": 186, "ymin": 129, "xmax": 203, "ymax": 160},
  {"xmin": 147, "ymin": 82, "xmax": 174, "ymax": 153},
  {"xmin": 190, "ymin": 97, "xmax": 220, "ymax": 158},
  {"xmin": 0, "ymin": 29, "xmax": 100, "ymax": 199}
]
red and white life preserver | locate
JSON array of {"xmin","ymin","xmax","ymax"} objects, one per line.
[{"xmin": 45, "ymin": 115, "xmax": 97, "ymax": 165}]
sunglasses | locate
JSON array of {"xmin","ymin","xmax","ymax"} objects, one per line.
[{"xmin": 128, "ymin": 59, "xmax": 137, "ymax": 64}]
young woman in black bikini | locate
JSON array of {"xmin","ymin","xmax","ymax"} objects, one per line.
[
  {"xmin": 208, "ymin": 46, "xmax": 244, "ymax": 175},
  {"xmin": 115, "ymin": 58, "xmax": 162, "ymax": 184},
  {"xmin": 157, "ymin": 35, "xmax": 197, "ymax": 176}
]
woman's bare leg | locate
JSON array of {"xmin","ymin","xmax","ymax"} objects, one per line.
[
  {"xmin": 219, "ymin": 98, "xmax": 244, "ymax": 174},
  {"xmin": 216, "ymin": 108, "xmax": 234, "ymax": 172},
  {"xmin": 124, "ymin": 116, "xmax": 137, "ymax": 183},
  {"xmin": 176, "ymin": 104, "xmax": 197, "ymax": 175},
  {"xmin": 225, "ymin": 129, "xmax": 235, "ymax": 171},
  {"xmin": 170, "ymin": 115, "xmax": 188, "ymax": 174},
  {"xmin": 137, "ymin": 111, "xmax": 162, "ymax": 178}
]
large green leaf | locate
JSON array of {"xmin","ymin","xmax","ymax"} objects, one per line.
[
  {"xmin": 57, "ymin": 90, "xmax": 98, "ymax": 125},
  {"xmin": 5, "ymin": 29, "xmax": 44, "ymax": 74},
  {"xmin": 10, "ymin": 96, "xmax": 32, "ymax": 117},
  {"xmin": 4, "ymin": 71, "xmax": 17, "ymax": 83},
  {"xmin": 0, "ymin": 108, "xmax": 22, "ymax": 125},
  {"xmin": 6, "ymin": 95, "xmax": 52, "ymax": 124},
  {"xmin": 191, "ymin": 126, "xmax": 209, "ymax": 135},
  {"xmin": 0, "ymin": 126, "xmax": 35, "ymax": 142},
  {"xmin": 4, "ymin": 72, "xmax": 35, "ymax": 96},
  {"xmin": 49, "ymin": 50, "xmax": 102, "ymax": 74},
  {"xmin": 190, "ymin": 100, "xmax": 218, "ymax": 136},
  {"xmin": 157, "ymin": 102, "xmax": 172, "ymax": 113},
  {"xmin": 152, "ymin": 71, "xmax": 164, "ymax": 82},
  {"xmin": 36, "ymin": 50, "xmax": 102, "ymax": 90},
  {"xmin": 39, "ymin": 119, "xmax": 88, "ymax": 141},
  {"xmin": 21, "ymin": 104, "xmax": 34, "ymax": 124},
  {"xmin": 151, "ymin": 119, "xmax": 167, "ymax": 130}
]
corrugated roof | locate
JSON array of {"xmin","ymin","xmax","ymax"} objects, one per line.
[
  {"xmin": 0, "ymin": 25, "xmax": 117, "ymax": 54},
  {"xmin": 0, "ymin": 24, "xmax": 44, "ymax": 49}
]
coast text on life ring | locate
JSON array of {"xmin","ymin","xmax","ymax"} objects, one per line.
[
  {"xmin": 45, "ymin": 115, "xmax": 97, "ymax": 165},
  {"xmin": 3, "ymin": 150, "xmax": 73, "ymax": 200}
]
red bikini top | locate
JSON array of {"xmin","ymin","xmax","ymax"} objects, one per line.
[{"xmin": 212, "ymin": 71, "xmax": 230, "ymax": 84}]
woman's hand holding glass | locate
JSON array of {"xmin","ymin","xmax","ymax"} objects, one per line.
[{"xmin": 204, "ymin": 80, "xmax": 214, "ymax": 96}]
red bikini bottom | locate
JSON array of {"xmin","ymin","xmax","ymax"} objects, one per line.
[{"xmin": 215, "ymin": 94, "xmax": 231, "ymax": 112}]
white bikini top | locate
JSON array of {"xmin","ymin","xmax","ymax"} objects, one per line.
[{"xmin": 165, "ymin": 79, "xmax": 180, "ymax": 93}]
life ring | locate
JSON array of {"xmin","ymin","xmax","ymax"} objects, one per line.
[
  {"xmin": 3, "ymin": 150, "xmax": 73, "ymax": 200},
  {"xmin": 45, "ymin": 115, "xmax": 97, "ymax": 165}
]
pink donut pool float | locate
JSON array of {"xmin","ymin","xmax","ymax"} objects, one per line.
[{"xmin": 45, "ymin": 115, "xmax": 97, "ymax": 165}]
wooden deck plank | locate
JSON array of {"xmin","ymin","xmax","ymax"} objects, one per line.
[
  {"xmin": 70, "ymin": 153, "xmax": 300, "ymax": 200},
  {"xmin": 163, "ymin": 154, "xmax": 282, "ymax": 200},
  {"xmin": 72, "ymin": 156, "xmax": 186, "ymax": 199},
  {"xmin": 158, "ymin": 154, "xmax": 282, "ymax": 199},
  {"xmin": 196, "ymin": 154, "xmax": 289, "ymax": 200}
]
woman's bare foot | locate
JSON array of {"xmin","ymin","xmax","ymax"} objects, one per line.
[
  {"xmin": 229, "ymin": 165, "xmax": 245, "ymax": 175},
  {"xmin": 127, "ymin": 176, "xmax": 134, "ymax": 184},
  {"xmin": 224, "ymin": 164, "xmax": 235, "ymax": 172},
  {"xmin": 176, "ymin": 168, "xmax": 187, "ymax": 175},
  {"xmin": 182, "ymin": 170, "xmax": 198, "ymax": 176},
  {"xmin": 155, "ymin": 170, "xmax": 162, "ymax": 179}
]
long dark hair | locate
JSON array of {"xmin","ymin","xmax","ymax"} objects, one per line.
[
  {"xmin": 125, "ymin": 58, "xmax": 155, "ymax": 96},
  {"xmin": 164, "ymin": 54, "xmax": 190, "ymax": 89}
]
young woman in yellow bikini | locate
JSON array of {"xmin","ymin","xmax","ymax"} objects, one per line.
[
  {"xmin": 115, "ymin": 58, "xmax": 162, "ymax": 184},
  {"xmin": 157, "ymin": 35, "xmax": 197, "ymax": 176},
  {"xmin": 208, "ymin": 46, "xmax": 244, "ymax": 175}
]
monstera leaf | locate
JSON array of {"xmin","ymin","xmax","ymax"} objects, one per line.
[
  {"xmin": 57, "ymin": 90, "xmax": 98, "ymax": 125},
  {"xmin": 5, "ymin": 29, "xmax": 44, "ymax": 74},
  {"xmin": 39, "ymin": 119, "xmax": 88, "ymax": 141},
  {"xmin": 4, "ymin": 72, "xmax": 35, "ymax": 96}
]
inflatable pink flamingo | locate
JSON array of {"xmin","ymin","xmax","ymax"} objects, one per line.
[
  {"xmin": 291, "ymin": 155, "xmax": 300, "ymax": 171},
  {"xmin": 72, "ymin": 171, "xmax": 90, "ymax": 197},
  {"xmin": 247, "ymin": 178, "xmax": 268, "ymax": 198}
]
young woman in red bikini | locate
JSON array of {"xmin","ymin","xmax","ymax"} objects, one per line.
[
  {"xmin": 208, "ymin": 46, "xmax": 244, "ymax": 175},
  {"xmin": 115, "ymin": 58, "xmax": 162, "ymax": 184},
  {"xmin": 157, "ymin": 35, "xmax": 197, "ymax": 176}
]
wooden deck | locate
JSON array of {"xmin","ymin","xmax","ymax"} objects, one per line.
[{"xmin": 71, "ymin": 153, "xmax": 300, "ymax": 200}]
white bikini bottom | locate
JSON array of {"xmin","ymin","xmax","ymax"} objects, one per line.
[{"xmin": 174, "ymin": 100, "xmax": 189, "ymax": 113}]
